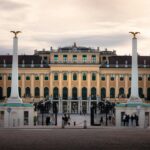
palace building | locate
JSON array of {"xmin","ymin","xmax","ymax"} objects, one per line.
[{"xmin": 0, "ymin": 43, "xmax": 150, "ymax": 114}]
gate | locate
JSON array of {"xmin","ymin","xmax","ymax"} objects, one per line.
[{"xmin": 90, "ymin": 101, "xmax": 115, "ymax": 126}]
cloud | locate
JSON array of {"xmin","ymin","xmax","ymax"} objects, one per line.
[
  {"xmin": 0, "ymin": 0, "xmax": 28, "ymax": 11},
  {"xmin": 0, "ymin": 0, "xmax": 150, "ymax": 56}
]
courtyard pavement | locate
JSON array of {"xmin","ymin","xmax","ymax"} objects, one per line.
[{"xmin": 0, "ymin": 127, "xmax": 150, "ymax": 150}]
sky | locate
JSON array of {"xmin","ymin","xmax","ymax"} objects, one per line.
[{"xmin": 0, "ymin": 0, "xmax": 150, "ymax": 55}]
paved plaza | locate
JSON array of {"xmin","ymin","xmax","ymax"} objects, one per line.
[{"xmin": 0, "ymin": 128, "xmax": 150, "ymax": 150}]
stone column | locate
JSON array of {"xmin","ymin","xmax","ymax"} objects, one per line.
[
  {"xmin": 131, "ymin": 37, "xmax": 139, "ymax": 97},
  {"xmin": 31, "ymin": 74, "xmax": 34, "ymax": 98},
  {"xmin": 78, "ymin": 72, "xmax": 81, "ymax": 97},
  {"xmin": 40, "ymin": 74, "xmax": 44, "ymax": 97},
  {"xmin": 3, "ymin": 74, "xmax": 7, "ymax": 97},
  {"xmin": 7, "ymin": 36, "xmax": 22, "ymax": 103},
  {"xmin": 129, "ymin": 32, "xmax": 142, "ymax": 102},
  {"xmin": 21, "ymin": 74, "xmax": 25, "ymax": 97},
  {"xmin": 125, "ymin": 74, "xmax": 128, "ymax": 97},
  {"xmin": 106, "ymin": 74, "xmax": 110, "ymax": 98},
  {"xmin": 68, "ymin": 72, "xmax": 72, "ymax": 98},
  {"xmin": 143, "ymin": 74, "xmax": 147, "ymax": 98},
  {"xmin": 59, "ymin": 72, "xmax": 62, "ymax": 97},
  {"xmin": 87, "ymin": 72, "xmax": 91, "ymax": 97},
  {"xmin": 50, "ymin": 72, "xmax": 53, "ymax": 96},
  {"xmin": 115, "ymin": 74, "xmax": 119, "ymax": 98},
  {"xmin": 96, "ymin": 72, "xmax": 100, "ymax": 98}
]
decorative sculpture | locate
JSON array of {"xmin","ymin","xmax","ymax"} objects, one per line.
[
  {"xmin": 10, "ymin": 31, "xmax": 21, "ymax": 38},
  {"xmin": 129, "ymin": 32, "xmax": 140, "ymax": 38}
]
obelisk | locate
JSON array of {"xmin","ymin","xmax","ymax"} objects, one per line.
[
  {"xmin": 128, "ymin": 32, "xmax": 142, "ymax": 103},
  {"xmin": 7, "ymin": 31, "xmax": 23, "ymax": 103}
]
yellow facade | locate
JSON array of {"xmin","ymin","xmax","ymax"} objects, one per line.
[{"xmin": 0, "ymin": 45, "xmax": 150, "ymax": 113}]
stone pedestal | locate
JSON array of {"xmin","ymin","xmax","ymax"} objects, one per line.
[
  {"xmin": 116, "ymin": 103, "xmax": 150, "ymax": 128},
  {"xmin": 0, "ymin": 103, "xmax": 34, "ymax": 128}
]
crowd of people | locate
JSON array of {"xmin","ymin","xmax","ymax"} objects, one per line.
[{"xmin": 122, "ymin": 114, "xmax": 139, "ymax": 126}]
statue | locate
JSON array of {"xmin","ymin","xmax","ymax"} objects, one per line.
[
  {"xmin": 10, "ymin": 31, "xmax": 21, "ymax": 38},
  {"xmin": 129, "ymin": 32, "xmax": 140, "ymax": 38}
]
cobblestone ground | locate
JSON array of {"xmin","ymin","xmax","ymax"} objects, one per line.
[{"xmin": 0, "ymin": 128, "xmax": 150, "ymax": 150}]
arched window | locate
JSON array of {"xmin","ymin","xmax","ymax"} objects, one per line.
[
  {"xmin": 63, "ymin": 87, "xmax": 68, "ymax": 100},
  {"xmin": 139, "ymin": 88, "xmax": 144, "ymax": 98},
  {"xmin": 53, "ymin": 87, "xmax": 59, "ymax": 100},
  {"xmin": 101, "ymin": 74, "xmax": 105, "ymax": 81},
  {"xmin": 91, "ymin": 87, "xmax": 96, "ymax": 100},
  {"xmin": 72, "ymin": 87, "xmax": 77, "ymax": 100},
  {"xmin": 147, "ymin": 88, "xmax": 150, "ymax": 100},
  {"xmin": 54, "ymin": 73, "xmax": 58, "ymax": 80},
  {"xmin": 101, "ymin": 88, "xmax": 106, "ymax": 99},
  {"xmin": 0, "ymin": 87, "xmax": 3, "ymax": 98},
  {"xmin": 148, "ymin": 75, "xmax": 150, "ymax": 81},
  {"xmin": 25, "ymin": 87, "xmax": 31, "ymax": 97},
  {"xmin": 18, "ymin": 87, "xmax": 21, "ymax": 97},
  {"xmin": 7, "ymin": 87, "xmax": 11, "ymax": 97},
  {"xmin": 110, "ymin": 75, "xmax": 115, "ymax": 81},
  {"xmin": 82, "ymin": 87, "xmax": 87, "ymax": 100},
  {"xmin": 138, "ymin": 76, "xmax": 142, "ymax": 81},
  {"xmin": 110, "ymin": 88, "xmax": 115, "ymax": 98},
  {"xmin": 119, "ymin": 75, "xmax": 124, "ymax": 81},
  {"xmin": 119, "ymin": 88, "xmax": 125, "ymax": 98},
  {"xmin": 127, "ymin": 88, "xmax": 131, "ymax": 98},
  {"xmin": 73, "ymin": 73, "xmax": 77, "ymax": 80},
  {"xmin": 63, "ymin": 73, "xmax": 67, "ymax": 80},
  {"xmin": 92, "ymin": 73, "xmax": 96, "ymax": 81},
  {"xmin": 44, "ymin": 87, "xmax": 49, "ymax": 98},
  {"xmin": 44, "ymin": 75, "xmax": 49, "ymax": 80},
  {"xmin": 35, "ymin": 76, "xmax": 39, "ymax": 80},
  {"xmin": 8, "ymin": 76, "xmax": 11, "ymax": 80},
  {"xmin": 18, "ymin": 76, "xmax": 21, "ymax": 80},
  {"xmin": 82, "ymin": 73, "xmax": 86, "ymax": 80},
  {"xmin": 0, "ymin": 74, "xmax": 2, "ymax": 80},
  {"xmin": 26, "ymin": 76, "xmax": 30, "ymax": 80},
  {"xmin": 35, "ymin": 87, "xmax": 40, "ymax": 97}
]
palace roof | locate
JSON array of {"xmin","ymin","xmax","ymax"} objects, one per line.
[
  {"xmin": 109, "ymin": 56, "xmax": 150, "ymax": 65},
  {"xmin": 0, "ymin": 55, "xmax": 43, "ymax": 64}
]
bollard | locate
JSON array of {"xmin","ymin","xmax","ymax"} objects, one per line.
[{"xmin": 83, "ymin": 120, "xmax": 87, "ymax": 129}]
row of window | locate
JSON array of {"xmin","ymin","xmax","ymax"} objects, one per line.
[
  {"xmin": 54, "ymin": 73, "xmax": 96, "ymax": 81},
  {"xmin": 1, "ymin": 87, "xmax": 150, "ymax": 100},
  {"xmin": 1, "ymin": 74, "xmax": 150, "ymax": 81},
  {"xmin": 101, "ymin": 75, "xmax": 150, "ymax": 81},
  {"xmin": 1, "ymin": 76, "xmax": 49, "ymax": 81},
  {"xmin": 54, "ymin": 54, "xmax": 96, "ymax": 63},
  {"xmin": 2, "ymin": 73, "xmax": 96, "ymax": 81}
]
